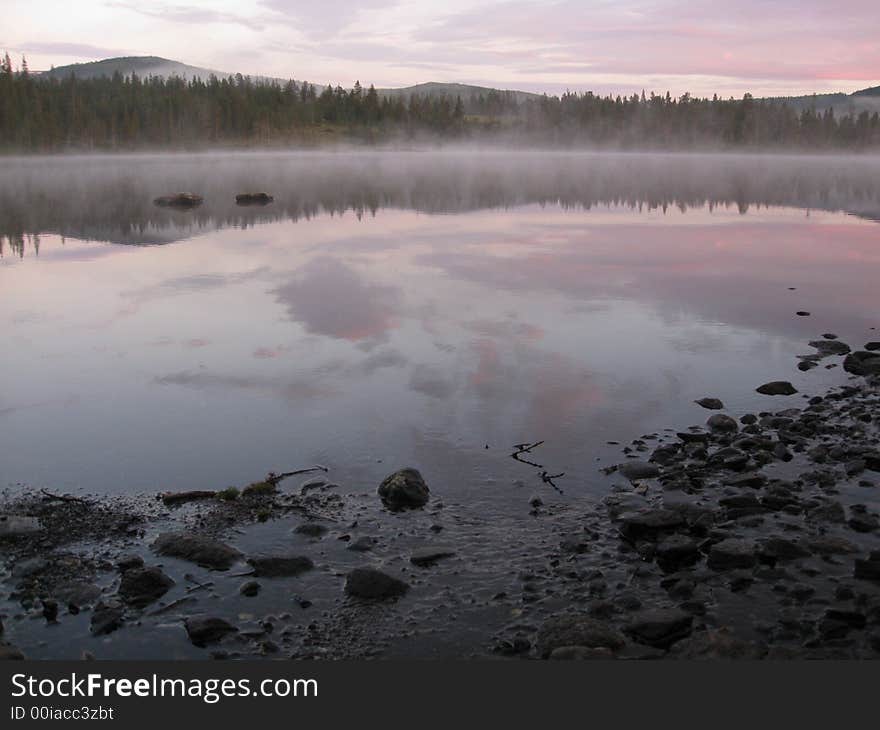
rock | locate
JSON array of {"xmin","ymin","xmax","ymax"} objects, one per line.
[
  {"xmin": 806, "ymin": 501, "xmax": 846, "ymax": 524},
  {"xmin": 855, "ymin": 552, "xmax": 880, "ymax": 581},
  {"xmin": 118, "ymin": 566, "xmax": 174, "ymax": 608},
  {"xmin": 247, "ymin": 555, "xmax": 314, "ymax": 577},
  {"xmin": 410, "ymin": 547, "xmax": 456, "ymax": 567},
  {"xmin": 347, "ymin": 536, "xmax": 377, "ymax": 552},
  {"xmin": 707, "ymin": 414, "xmax": 738, "ymax": 433},
  {"xmin": 548, "ymin": 646, "xmax": 614, "ymax": 660},
  {"xmin": 796, "ymin": 311, "xmax": 810, "ymax": 317},
  {"xmin": 153, "ymin": 192, "xmax": 203, "ymax": 208},
  {"xmin": 53, "ymin": 580, "xmax": 101, "ymax": 608},
  {"xmin": 377, "ymin": 468, "xmax": 430, "ymax": 510},
  {"xmin": 235, "ymin": 192, "xmax": 274, "ymax": 205},
  {"xmin": 90, "ymin": 601, "xmax": 124, "ymax": 636},
  {"xmin": 0, "ymin": 643, "xmax": 25, "ymax": 660},
  {"xmin": 756, "ymin": 381, "xmax": 798, "ymax": 396},
  {"xmin": 758, "ymin": 537, "xmax": 810, "ymax": 562},
  {"xmin": 184, "ymin": 616, "xmax": 237, "ymax": 647},
  {"xmin": 655, "ymin": 535, "xmax": 700, "ymax": 568},
  {"xmin": 843, "ymin": 351, "xmax": 880, "ymax": 377},
  {"xmin": 619, "ymin": 460, "xmax": 660, "ymax": 481},
  {"xmin": 293, "ymin": 523, "xmax": 327, "ymax": 538},
  {"xmin": 152, "ymin": 532, "xmax": 242, "ymax": 570},
  {"xmin": 808, "ymin": 340, "xmax": 851, "ymax": 357},
  {"xmin": 848, "ymin": 505, "xmax": 879, "ymax": 533},
  {"xmin": 695, "ymin": 397, "xmax": 724, "ymax": 410},
  {"xmin": 865, "ymin": 342, "xmax": 880, "ymax": 351},
  {"xmin": 625, "ymin": 608, "xmax": 693, "ymax": 649},
  {"xmin": 707, "ymin": 538, "xmax": 757, "ymax": 570},
  {"xmin": 617, "ymin": 509, "xmax": 686, "ymax": 540},
  {"xmin": 239, "ymin": 581, "xmax": 261, "ymax": 597},
  {"xmin": 116, "ymin": 554, "xmax": 144, "ymax": 572},
  {"xmin": 0, "ymin": 515, "xmax": 42, "ymax": 538},
  {"xmin": 805, "ymin": 535, "xmax": 858, "ymax": 556},
  {"xmin": 11, "ymin": 557, "xmax": 48, "ymax": 578},
  {"xmin": 42, "ymin": 599, "xmax": 59, "ymax": 622},
  {"xmin": 535, "ymin": 614, "xmax": 626, "ymax": 657},
  {"xmin": 344, "ymin": 568, "xmax": 409, "ymax": 600},
  {"xmin": 669, "ymin": 629, "xmax": 765, "ymax": 659}
]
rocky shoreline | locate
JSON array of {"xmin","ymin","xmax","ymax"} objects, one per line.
[{"xmin": 1, "ymin": 340, "xmax": 879, "ymax": 660}]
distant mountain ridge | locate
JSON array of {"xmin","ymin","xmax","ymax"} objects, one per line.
[{"xmin": 38, "ymin": 55, "xmax": 879, "ymax": 110}]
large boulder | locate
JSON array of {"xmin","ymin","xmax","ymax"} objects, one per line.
[
  {"xmin": 756, "ymin": 381, "xmax": 798, "ymax": 396},
  {"xmin": 118, "ymin": 566, "xmax": 174, "ymax": 608},
  {"xmin": 152, "ymin": 532, "xmax": 242, "ymax": 570},
  {"xmin": 377, "ymin": 468, "xmax": 430, "ymax": 510},
  {"xmin": 344, "ymin": 568, "xmax": 409, "ymax": 599},
  {"xmin": 843, "ymin": 351, "xmax": 880, "ymax": 377}
]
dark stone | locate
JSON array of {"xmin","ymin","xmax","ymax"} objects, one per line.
[
  {"xmin": 806, "ymin": 535, "xmax": 858, "ymax": 555},
  {"xmin": 758, "ymin": 537, "xmax": 810, "ymax": 562},
  {"xmin": 854, "ymin": 552, "xmax": 880, "ymax": 581},
  {"xmin": 625, "ymin": 608, "xmax": 693, "ymax": 649},
  {"xmin": 116, "ymin": 554, "xmax": 144, "ymax": 572},
  {"xmin": 756, "ymin": 381, "xmax": 798, "ymax": 396},
  {"xmin": 843, "ymin": 351, "xmax": 880, "ymax": 377},
  {"xmin": 619, "ymin": 460, "xmax": 661, "ymax": 480},
  {"xmin": 865, "ymin": 342, "xmax": 880, "ymax": 351},
  {"xmin": 247, "ymin": 555, "xmax": 314, "ymax": 577},
  {"xmin": 293, "ymin": 523, "xmax": 327, "ymax": 538},
  {"xmin": 669, "ymin": 629, "xmax": 765, "ymax": 659},
  {"xmin": 184, "ymin": 616, "xmax": 237, "ymax": 647},
  {"xmin": 377, "ymin": 468, "xmax": 430, "ymax": 510},
  {"xmin": 240, "ymin": 581, "xmax": 261, "ymax": 597},
  {"xmin": 655, "ymin": 535, "xmax": 700, "ymax": 567},
  {"xmin": 617, "ymin": 509, "xmax": 686, "ymax": 540},
  {"xmin": 410, "ymin": 547, "xmax": 456, "ymax": 567},
  {"xmin": 118, "ymin": 566, "xmax": 174, "ymax": 608},
  {"xmin": 344, "ymin": 568, "xmax": 409, "ymax": 600},
  {"xmin": 708, "ymin": 539, "xmax": 757, "ymax": 570},
  {"xmin": 90, "ymin": 601, "xmax": 124, "ymax": 636},
  {"xmin": 347, "ymin": 536, "xmax": 377, "ymax": 552},
  {"xmin": 235, "ymin": 192, "xmax": 274, "ymax": 205},
  {"xmin": 152, "ymin": 532, "xmax": 242, "ymax": 570},
  {"xmin": 153, "ymin": 192, "xmax": 203, "ymax": 208},
  {"xmin": 707, "ymin": 414, "xmax": 739, "ymax": 433},
  {"xmin": 808, "ymin": 340, "xmax": 851, "ymax": 357},
  {"xmin": 695, "ymin": 397, "xmax": 724, "ymax": 410},
  {"xmin": 536, "ymin": 614, "xmax": 626, "ymax": 657}
]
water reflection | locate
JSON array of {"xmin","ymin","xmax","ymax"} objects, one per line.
[
  {"xmin": 1, "ymin": 153, "xmax": 879, "ymax": 502},
  {"xmin": 1, "ymin": 151, "xmax": 880, "ymax": 254}
]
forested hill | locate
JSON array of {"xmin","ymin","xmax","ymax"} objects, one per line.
[{"xmin": 2, "ymin": 53, "xmax": 880, "ymax": 151}]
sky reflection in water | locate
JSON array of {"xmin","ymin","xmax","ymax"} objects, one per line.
[{"xmin": 1, "ymin": 153, "xmax": 879, "ymax": 507}]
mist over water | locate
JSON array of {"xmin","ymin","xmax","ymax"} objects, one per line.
[{"xmin": 1, "ymin": 150, "xmax": 879, "ymax": 505}]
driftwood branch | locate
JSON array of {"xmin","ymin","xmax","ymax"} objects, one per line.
[
  {"xmin": 265, "ymin": 465, "xmax": 329, "ymax": 487},
  {"xmin": 511, "ymin": 441, "xmax": 545, "ymax": 468},
  {"xmin": 40, "ymin": 489, "xmax": 90, "ymax": 504}
]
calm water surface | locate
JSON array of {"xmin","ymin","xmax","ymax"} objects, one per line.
[{"xmin": 2, "ymin": 151, "xmax": 879, "ymax": 510}]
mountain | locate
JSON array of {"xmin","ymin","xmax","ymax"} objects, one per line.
[
  {"xmin": 36, "ymin": 55, "xmax": 880, "ymax": 112},
  {"xmin": 38, "ymin": 55, "xmax": 536, "ymax": 103}
]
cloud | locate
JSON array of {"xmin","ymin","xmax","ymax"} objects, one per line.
[
  {"xmin": 19, "ymin": 41, "xmax": 131, "ymax": 59},
  {"xmin": 272, "ymin": 257, "xmax": 400, "ymax": 343},
  {"xmin": 260, "ymin": 0, "xmax": 398, "ymax": 37},
  {"xmin": 110, "ymin": 2, "xmax": 265, "ymax": 32}
]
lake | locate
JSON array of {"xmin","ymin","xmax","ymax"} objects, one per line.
[{"xmin": 2, "ymin": 150, "xmax": 879, "ymax": 510}]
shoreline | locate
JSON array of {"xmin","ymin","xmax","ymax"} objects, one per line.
[{"xmin": 1, "ymin": 341, "xmax": 879, "ymax": 660}]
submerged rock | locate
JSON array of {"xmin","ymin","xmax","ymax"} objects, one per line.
[
  {"xmin": 90, "ymin": 601, "xmax": 124, "ymax": 636},
  {"xmin": 377, "ymin": 468, "xmax": 430, "ymax": 510},
  {"xmin": 153, "ymin": 192, "xmax": 203, "ymax": 208},
  {"xmin": 152, "ymin": 532, "xmax": 242, "ymax": 570},
  {"xmin": 344, "ymin": 568, "xmax": 409, "ymax": 600},
  {"xmin": 235, "ymin": 192, "xmax": 273, "ymax": 205},
  {"xmin": 247, "ymin": 555, "xmax": 314, "ymax": 577},
  {"xmin": 756, "ymin": 381, "xmax": 798, "ymax": 396}
]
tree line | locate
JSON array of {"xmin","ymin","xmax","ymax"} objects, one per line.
[{"xmin": 2, "ymin": 53, "xmax": 879, "ymax": 151}]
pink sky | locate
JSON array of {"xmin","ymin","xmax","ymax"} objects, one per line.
[{"xmin": 3, "ymin": 0, "xmax": 879, "ymax": 96}]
